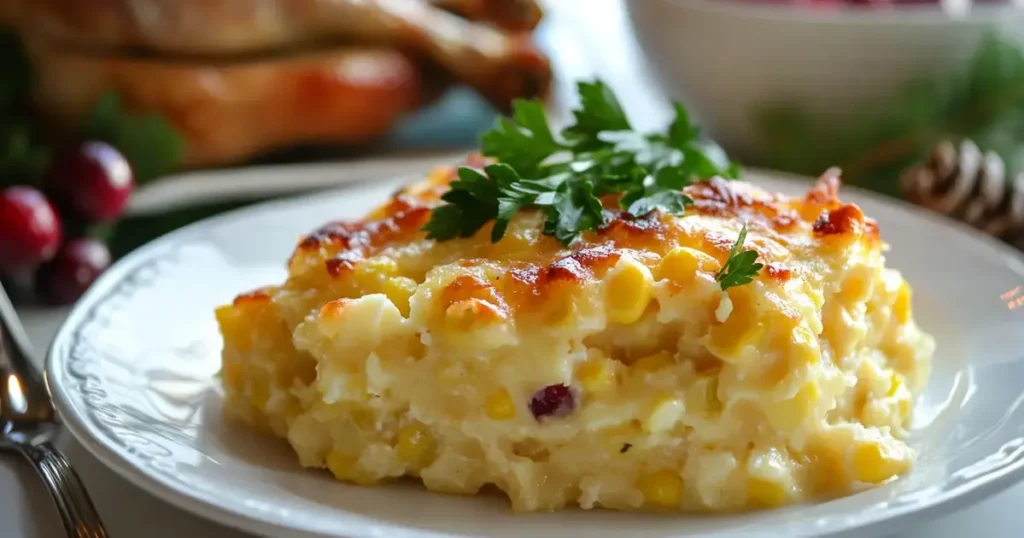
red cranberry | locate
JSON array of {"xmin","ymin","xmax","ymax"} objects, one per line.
[
  {"xmin": 35, "ymin": 238, "xmax": 111, "ymax": 305},
  {"xmin": 0, "ymin": 186, "xmax": 63, "ymax": 271},
  {"xmin": 529, "ymin": 384, "xmax": 576, "ymax": 420},
  {"xmin": 47, "ymin": 141, "xmax": 134, "ymax": 222}
]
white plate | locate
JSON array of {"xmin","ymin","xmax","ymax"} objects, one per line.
[{"xmin": 46, "ymin": 166, "xmax": 1024, "ymax": 538}]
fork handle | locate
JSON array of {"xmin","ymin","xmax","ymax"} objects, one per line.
[{"xmin": 16, "ymin": 441, "xmax": 109, "ymax": 538}]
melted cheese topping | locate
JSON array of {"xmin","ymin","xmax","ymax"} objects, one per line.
[{"xmin": 216, "ymin": 162, "xmax": 934, "ymax": 512}]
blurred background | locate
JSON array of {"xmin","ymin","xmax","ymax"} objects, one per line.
[{"xmin": 3, "ymin": 0, "xmax": 1024, "ymax": 305}]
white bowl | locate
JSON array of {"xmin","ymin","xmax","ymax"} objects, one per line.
[{"xmin": 625, "ymin": 0, "xmax": 1024, "ymax": 161}]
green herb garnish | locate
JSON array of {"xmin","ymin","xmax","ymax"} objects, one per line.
[
  {"xmin": 715, "ymin": 224, "xmax": 764, "ymax": 290},
  {"xmin": 422, "ymin": 80, "xmax": 740, "ymax": 247}
]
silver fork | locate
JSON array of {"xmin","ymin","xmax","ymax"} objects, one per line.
[{"xmin": 0, "ymin": 283, "xmax": 109, "ymax": 538}]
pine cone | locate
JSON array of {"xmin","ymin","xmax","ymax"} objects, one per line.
[{"xmin": 900, "ymin": 139, "xmax": 1024, "ymax": 247}]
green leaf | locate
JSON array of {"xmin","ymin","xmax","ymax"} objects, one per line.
[
  {"xmin": 493, "ymin": 198, "xmax": 521, "ymax": 242},
  {"xmin": 549, "ymin": 178, "xmax": 605, "ymax": 246},
  {"xmin": 668, "ymin": 103, "xmax": 699, "ymax": 146},
  {"xmin": 599, "ymin": 131, "xmax": 683, "ymax": 173},
  {"xmin": 422, "ymin": 203, "xmax": 468, "ymax": 241},
  {"xmin": 480, "ymin": 100, "xmax": 563, "ymax": 177},
  {"xmin": 627, "ymin": 189, "xmax": 691, "ymax": 217},
  {"xmin": 653, "ymin": 166, "xmax": 691, "ymax": 190},
  {"xmin": 564, "ymin": 80, "xmax": 632, "ymax": 147},
  {"xmin": 449, "ymin": 167, "xmax": 500, "ymax": 204},
  {"xmin": 715, "ymin": 224, "xmax": 764, "ymax": 290},
  {"xmin": 0, "ymin": 125, "xmax": 52, "ymax": 187},
  {"xmin": 114, "ymin": 114, "xmax": 185, "ymax": 183},
  {"xmin": 484, "ymin": 162, "xmax": 522, "ymax": 191},
  {"xmin": 81, "ymin": 92, "xmax": 185, "ymax": 184},
  {"xmin": 82, "ymin": 93, "xmax": 123, "ymax": 140},
  {"xmin": 0, "ymin": 31, "xmax": 31, "ymax": 119}
]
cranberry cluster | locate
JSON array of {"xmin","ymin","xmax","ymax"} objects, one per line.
[{"xmin": 1, "ymin": 141, "xmax": 133, "ymax": 305}]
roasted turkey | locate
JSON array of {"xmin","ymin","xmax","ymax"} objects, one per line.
[{"xmin": 7, "ymin": 0, "xmax": 551, "ymax": 169}]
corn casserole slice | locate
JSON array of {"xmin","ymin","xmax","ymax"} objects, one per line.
[{"xmin": 215, "ymin": 165, "xmax": 934, "ymax": 513}]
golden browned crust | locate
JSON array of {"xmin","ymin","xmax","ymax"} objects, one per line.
[
  {"xmin": 28, "ymin": 38, "xmax": 422, "ymax": 168},
  {"xmin": 268, "ymin": 165, "xmax": 883, "ymax": 316}
]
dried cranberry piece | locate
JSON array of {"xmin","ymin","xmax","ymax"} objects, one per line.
[{"xmin": 529, "ymin": 384, "xmax": 575, "ymax": 420}]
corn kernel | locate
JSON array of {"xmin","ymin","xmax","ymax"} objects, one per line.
[
  {"xmin": 396, "ymin": 423, "xmax": 437, "ymax": 470},
  {"xmin": 708, "ymin": 288, "xmax": 765, "ymax": 360},
  {"xmin": 893, "ymin": 281, "xmax": 912, "ymax": 324},
  {"xmin": 354, "ymin": 258, "xmax": 398, "ymax": 289},
  {"xmin": 765, "ymin": 383, "xmax": 820, "ymax": 431},
  {"xmin": 891, "ymin": 374, "xmax": 912, "ymax": 420},
  {"xmin": 325, "ymin": 448, "xmax": 378, "ymax": 485},
  {"xmin": 791, "ymin": 325, "xmax": 821, "ymax": 365},
  {"xmin": 853, "ymin": 440, "xmax": 910, "ymax": 484},
  {"xmin": 636, "ymin": 470, "xmax": 684, "ymax": 507},
  {"xmin": 747, "ymin": 477, "xmax": 788, "ymax": 508},
  {"xmin": 575, "ymin": 359, "xmax": 616, "ymax": 393},
  {"xmin": 485, "ymin": 388, "xmax": 516, "ymax": 420},
  {"xmin": 644, "ymin": 396, "xmax": 685, "ymax": 433},
  {"xmin": 384, "ymin": 276, "xmax": 418, "ymax": 317},
  {"xmin": 898, "ymin": 398, "xmax": 911, "ymax": 420},
  {"xmin": 888, "ymin": 373, "xmax": 905, "ymax": 398},
  {"xmin": 657, "ymin": 247, "xmax": 721, "ymax": 284},
  {"xmin": 631, "ymin": 351, "xmax": 675, "ymax": 373},
  {"xmin": 350, "ymin": 409, "xmax": 377, "ymax": 431},
  {"xmin": 808, "ymin": 445, "xmax": 852, "ymax": 495},
  {"xmin": 685, "ymin": 376, "xmax": 722, "ymax": 415},
  {"xmin": 840, "ymin": 268, "xmax": 873, "ymax": 304},
  {"xmin": 605, "ymin": 256, "xmax": 654, "ymax": 324},
  {"xmin": 543, "ymin": 284, "xmax": 577, "ymax": 326}
]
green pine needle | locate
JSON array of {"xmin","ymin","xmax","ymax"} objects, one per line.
[{"xmin": 754, "ymin": 32, "xmax": 1024, "ymax": 197}]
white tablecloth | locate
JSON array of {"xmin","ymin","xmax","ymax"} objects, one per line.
[{"xmin": 2, "ymin": 306, "xmax": 1021, "ymax": 537}]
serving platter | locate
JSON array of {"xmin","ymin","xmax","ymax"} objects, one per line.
[{"xmin": 46, "ymin": 166, "xmax": 1024, "ymax": 538}]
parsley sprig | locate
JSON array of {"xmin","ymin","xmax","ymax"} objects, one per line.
[
  {"xmin": 716, "ymin": 224, "xmax": 764, "ymax": 290},
  {"xmin": 422, "ymin": 80, "xmax": 740, "ymax": 246}
]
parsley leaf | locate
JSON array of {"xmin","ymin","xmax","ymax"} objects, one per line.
[
  {"xmin": 564, "ymin": 80, "xmax": 632, "ymax": 148},
  {"xmin": 422, "ymin": 167, "xmax": 501, "ymax": 241},
  {"xmin": 627, "ymin": 188, "xmax": 691, "ymax": 218},
  {"xmin": 481, "ymin": 100, "xmax": 563, "ymax": 177},
  {"xmin": 422, "ymin": 203, "xmax": 469, "ymax": 241},
  {"xmin": 716, "ymin": 224, "xmax": 765, "ymax": 290},
  {"xmin": 548, "ymin": 177, "xmax": 605, "ymax": 245},
  {"xmin": 668, "ymin": 103, "xmax": 699, "ymax": 146}
]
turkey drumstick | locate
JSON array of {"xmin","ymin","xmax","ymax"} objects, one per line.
[
  {"xmin": 16, "ymin": 0, "xmax": 552, "ymax": 109},
  {"xmin": 304, "ymin": 0, "xmax": 551, "ymax": 110},
  {"xmin": 428, "ymin": 0, "xmax": 543, "ymax": 31},
  {"xmin": 27, "ymin": 37, "xmax": 425, "ymax": 168}
]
